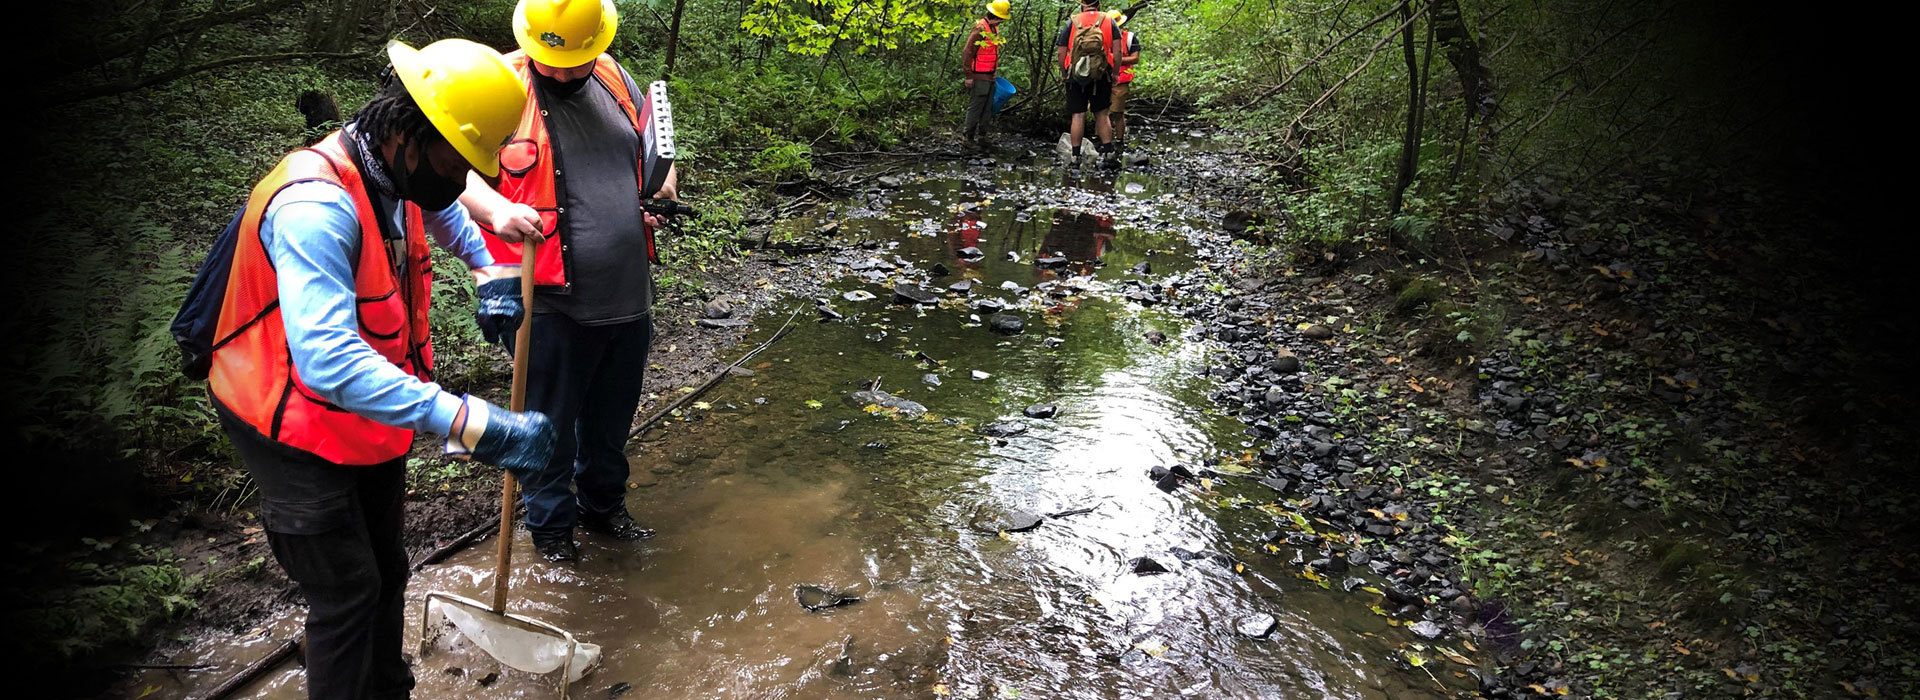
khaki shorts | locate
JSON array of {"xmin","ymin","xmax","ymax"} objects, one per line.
[{"xmin": 1111, "ymin": 81, "xmax": 1131, "ymax": 114}]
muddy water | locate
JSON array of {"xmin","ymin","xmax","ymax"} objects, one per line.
[{"xmin": 153, "ymin": 142, "xmax": 1472, "ymax": 699}]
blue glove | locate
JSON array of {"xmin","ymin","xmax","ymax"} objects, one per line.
[
  {"xmin": 475, "ymin": 277, "xmax": 525, "ymax": 346},
  {"xmin": 471, "ymin": 404, "xmax": 555, "ymax": 479}
]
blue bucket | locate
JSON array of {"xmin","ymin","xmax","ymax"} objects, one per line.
[{"xmin": 991, "ymin": 77, "xmax": 1017, "ymax": 114}]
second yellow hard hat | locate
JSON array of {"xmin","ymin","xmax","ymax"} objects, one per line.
[
  {"xmin": 514, "ymin": 0, "xmax": 620, "ymax": 68},
  {"xmin": 988, "ymin": 0, "xmax": 1011, "ymax": 19},
  {"xmin": 386, "ymin": 39, "xmax": 528, "ymax": 177}
]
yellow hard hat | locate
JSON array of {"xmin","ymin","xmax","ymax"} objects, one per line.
[
  {"xmin": 988, "ymin": 0, "xmax": 1011, "ymax": 19},
  {"xmin": 386, "ymin": 39, "xmax": 528, "ymax": 177},
  {"xmin": 1107, "ymin": 9, "xmax": 1127, "ymax": 25},
  {"xmin": 514, "ymin": 0, "xmax": 619, "ymax": 68}
]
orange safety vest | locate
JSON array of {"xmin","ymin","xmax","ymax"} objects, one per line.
[
  {"xmin": 208, "ymin": 131, "xmax": 434, "ymax": 466},
  {"xmin": 484, "ymin": 51, "xmax": 655, "ymax": 290},
  {"xmin": 1116, "ymin": 30, "xmax": 1137, "ymax": 83},
  {"xmin": 1060, "ymin": 11, "xmax": 1117, "ymax": 72},
  {"xmin": 969, "ymin": 19, "xmax": 1003, "ymax": 74}
]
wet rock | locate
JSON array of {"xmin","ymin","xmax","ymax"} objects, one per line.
[
  {"xmin": 1023, "ymin": 403, "xmax": 1058, "ymax": 419},
  {"xmin": 930, "ymin": 263, "xmax": 950, "ymax": 276},
  {"xmin": 1144, "ymin": 330, "xmax": 1168, "ymax": 345},
  {"xmin": 1302, "ymin": 324, "xmax": 1334, "ymax": 340},
  {"xmin": 892, "ymin": 283, "xmax": 938, "ymax": 305},
  {"xmin": 977, "ymin": 422, "xmax": 1028, "ymax": 438},
  {"xmin": 971, "ymin": 370, "xmax": 991, "ymax": 380},
  {"xmin": 1036, "ymin": 256, "xmax": 1069, "ymax": 269},
  {"xmin": 972, "ymin": 298, "xmax": 1005, "ymax": 313},
  {"xmin": 815, "ymin": 222, "xmax": 841, "ymax": 238},
  {"xmin": 696, "ymin": 318, "xmax": 750, "ymax": 329},
  {"xmin": 1258, "ymin": 477, "xmax": 1291, "ymax": 494},
  {"xmin": 1129, "ymin": 557, "xmax": 1170, "ymax": 575},
  {"xmin": 1130, "ymin": 261, "xmax": 1151, "ymax": 275},
  {"xmin": 958, "ymin": 246, "xmax": 986, "ymax": 260},
  {"xmin": 843, "ymin": 290, "xmax": 877, "ymax": 303},
  {"xmin": 848, "ymin": 389, "xmax": 928, "ymax": 418},
  {"xmin": 702, "ymin": 299, "xmax": 733, "ymax": 319},
  {"xmin": 796, "ymin": 585, "xmax": 861, "ymax": 611},
  {"xmin": 948, "ymin": 279, "xmax": 974, "ymax": 295},
  {"xmin": 608, "ymin": 681, "xmax": 633, "ymax": 698},
  {"xmin": 816, "ymin": 305, "xmax": 844, "ymax": 321},
  {"xmin": 999, "ymin": 280, "xmax": 1028, "ymax": 293},
  {"xmin": 922, "ymin": 373, "xmax": 942, "ymax": 387},
  {"xmin": 971, "ymin": 508, "xmax": 1044, "ymax": 533},
  {"xmin": 1236, "ymin": 613, "xmax": 1278, "ymax": 639},
  {"xmin": 477, "ymin": 671, "xmax": 499, "ymax": 687},
  {"xmin": 988, "ymin": 313, "xmax": 1025, "ymax": 335},
  {"xmin": 1271, "ymin": 352, "xmax": 1301, "ymax": 374},
  {"xmin": 1149, "ymin": 464, "xmax": 1194, "ymax": 492},
  {"xmin": 1408, "ymin": 620, "xmax": 1446, "ymax": 639},
  {"xmin": 876, "ymin": 175, "xmax": 904, "ymax": 188},
  {"xmin": 1126, "ymin": 151, "xmax": 1149, "ymax": 166}
]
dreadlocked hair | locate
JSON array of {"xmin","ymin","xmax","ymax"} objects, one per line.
[{"xmin": 351, "ymin": 72, "xmax": 443, "ymax": 153}]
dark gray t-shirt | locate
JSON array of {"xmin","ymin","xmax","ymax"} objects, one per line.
[{"xmin": 530, "ymin": 68, "xmax": 651, "ymax": 325}]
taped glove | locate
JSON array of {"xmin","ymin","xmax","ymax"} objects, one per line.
[
  {"xmin": 475, "ymin": 277, "xmax": 525, "ymax": 346},
  {"xmin": 448, "ymin": 395, "xmax": 555, "ymax": 479}
]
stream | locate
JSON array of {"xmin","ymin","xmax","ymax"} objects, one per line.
[{"xmin": 146, "ymin": 134, "xmax": 1475, "ymax": 699}]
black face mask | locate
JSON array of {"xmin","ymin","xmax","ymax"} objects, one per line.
[{"xmin": 394, "ymin": 142, "xmax": 465, "ymax": 211}]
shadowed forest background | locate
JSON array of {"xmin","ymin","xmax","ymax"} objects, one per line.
[{"xmin": 2, "ymin": 0, "xmax": 1912, "ymax": 698}]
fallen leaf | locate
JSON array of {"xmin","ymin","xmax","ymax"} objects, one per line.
[
  {"xmin": 1438, "ymin": 647, "xmax": 1472, "ymax": 665},
  {"xmin": 932, "ymin": 683, "xmax": 951, "ymax": 696},
  {"xmin": 1563, "ymin": 553, "xmax": 1581, "ymax": 566},
  {"xmin": 1674, "ymin": 642, "xmax": 1691, "ymax": 655},
  {"xmin": 692, "ymin": 401, "xmax": 712, "ymax": 411}
]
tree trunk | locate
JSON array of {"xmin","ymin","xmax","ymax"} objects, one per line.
[
  {"xmin": 1430, "ymin": 0, "xmax": 1495, "ymax": 182},
  {"xmin": 662, "ymin": 0, "xmax": 688, "ymax": 81},
  {"xmin": 1389, "ymin": 1, "xmax": 1421, "ymax": 216}
]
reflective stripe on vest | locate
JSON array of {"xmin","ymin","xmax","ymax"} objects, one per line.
[
  {"xmin": 1061, "ymin": 11, "xmax": 1117, "ymax": 71},
  {"xmin": 1117, "ymin": 31, "xmax": 1137, "ymax": 83},
  {"xmin": 208, "ymin": 131, "xmax": 434, "ymax": 466},
  {"xmin": 970, "ymin": 19, "xmax": 1002, "ymax": 73},
  {"xmin": 485, "ymin": 51, "xmax": 655, "ymax": 289}
]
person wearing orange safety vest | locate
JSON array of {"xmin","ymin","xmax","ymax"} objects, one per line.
[
  {"xmin": 209, "ymin": 39, "xmax": 553, "ymax": 699},
  {"xmin": 960, "ymin": 0, "xmax": 1011, "ymax": 152},
  {"xmin": 1055, "ymin": 0, "xmax": 1123, "ymax": 167},
  {"xmin": 1107, "ymin": 10, "xmax": 1141, "ymax": 156},
  {"xmin": 459, "ymin": 0, "xmax": 682, "ymax": 563}
]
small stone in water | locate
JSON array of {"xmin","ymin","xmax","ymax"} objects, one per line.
[
  {"xmin": 971, "ymin": 370, "xmax": 991, "ymax": 380},
  {"xmin": 1408, "ymin": 620, "xmax": 1445, "ymax": 639},
  {"xmin": 1024, "ymin": 403, "xmax": 1057, "ymax": 419},
  {"xmin": 922, "ymin": 373, "xmax": 942, "ymax": 387},
  {"xmin": 1130, "ymin": 557, "xmax": 1170, "ymax": 575},
  {"xmin": 796, "ymin": 585, "xmax": 861, "ymax": 611},
  {"xmin": 843, "ymin": 290, "xmax": 877, "ymax": 302},
  {"xmin": 1236, "ymin": 613, "xmax": 1278, "ymax": 638},
  {"xmin": 609, "ymin": 681, "xmax": 633, "ymax": 698}
]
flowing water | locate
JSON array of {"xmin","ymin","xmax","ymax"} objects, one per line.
[{"xmin": 146, "ymin": 138, "xmax": 1474, "ymax": 699}]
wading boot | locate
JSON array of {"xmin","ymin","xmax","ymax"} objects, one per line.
[
  {"xmin": 582, "ymin": 509, "xmax": 657, "ymax": 541},
  {"xmin": 533, "ymin": 532, "xmax": 579, "ymax": 562}
]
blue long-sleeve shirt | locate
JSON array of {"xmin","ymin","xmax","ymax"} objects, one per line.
[{"xmin": 261, "ymin": 181, "xmax": 495, "ymax": 436}]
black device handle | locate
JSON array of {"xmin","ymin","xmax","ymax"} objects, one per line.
[{"xmin": 642, "ymin": 199, "xmax": 696, "ymax": 219}]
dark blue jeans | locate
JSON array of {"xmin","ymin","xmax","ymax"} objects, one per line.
[{"xmin": 505, "ymin": 313, "xmax": 652, "ymax": 539}]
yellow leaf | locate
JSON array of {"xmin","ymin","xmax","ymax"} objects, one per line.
[
  {"xmin": 1563, "ymin": 553, "xmax": 1581, "ymax": 566},
  {"xmin": 933, "ymin": 683, "xmax": 951, "ymax": 696},
  {"xmin": 1134, "ymin": 640, "xmax": 1169, "ymax": 658},
  {"xmin": 1590, "ymin": 322, "xmax": 1610, "ymax": 336},
  {"xmin": 692, "ymin": 401, "xmax": 712, "ymax": 411},
  {"xmin": 1405, "ymin": 651, "xmax": 1426, "ymax": 667},
  {"xmin": 1439, "ymin": 647, "xmax": 1472, "ymax": 665},
  {"xmin": 1674, "ymin": 642, "xmax": 1691, "ymax": 655}
]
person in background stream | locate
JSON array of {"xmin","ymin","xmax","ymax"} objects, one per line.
[
  {"xmin": 461, "ymin": 0, "xmax": 682, "ymax": 563},
  {"xmin": 1056, "ymin": 0, "xmax": 1123, "ymax": 167},
  {"xmin": 960, "ymin": 0, "xmax": 1012, "ymax": 153},
  {"xmin": 207, "ymin": 39, "xmax": 554, "ymax": 699},
  {"xmin": 1106, "ymin": 10, "xmax": 1141, "ymax": 158}
]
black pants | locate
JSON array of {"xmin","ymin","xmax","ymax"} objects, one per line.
[
  {"xmin": 505, "ymin": 313, "xmax": 652, "ymax": 539},
  {"xmin": 217, "ymin": 405, "xmax": 414, "ymax": 700},
  {"xmin": 963, "ymin": 75, "xmax": 995, "ymax": 140}
]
